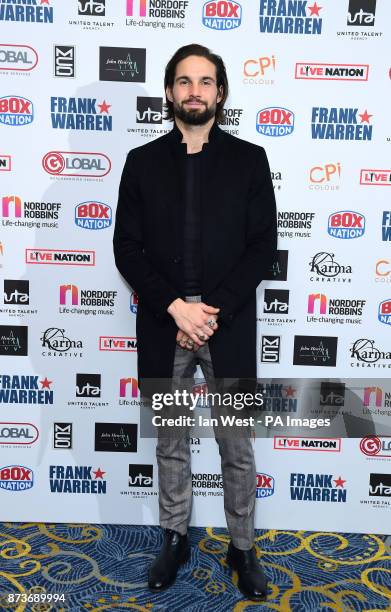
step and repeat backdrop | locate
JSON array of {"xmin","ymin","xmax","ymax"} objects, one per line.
[{"xmin": 0, "ymin": 0, "xmax": 390, "ymax": 533}]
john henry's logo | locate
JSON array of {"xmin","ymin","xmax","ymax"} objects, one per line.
[
  {"xmin": 53, "ymin": 423, "xmax": 72, "ymax": 449},
  {"xmin": 75, "ymin": 202, "xmax": 112, "ymax": 230},
  {"xmin": 78, "ymin": 0, "xmax": 105, "ymax": 16},
  {"xmin": 54, "ymin": 46, "xmax": 75, "ymax": 78},
  {"xmin": 51, "ymin": 98, "xmax": 112, "ymax": 131},
  {"xmin": 4, "ymin": 280, "xmax": 29, "ymax": 305},
  {"xmin": 360, "ymin": 170, "xmax": 391, "ymax": 187},
  {"xmin": 290, "ymin": 473, "xmax": 347, "ymax": 502},
  {"xmin": 0, "ymin": 155, "xmax": 11, "ymax": 171},
  {"xmin": 311, "ymin": 107, "xmax": 373, "ymax": 141},
  {"xmin": 360, "ymin": 436, "xmax": 391, "ymax": 458},
  {"xmin": 42, "ymin": 152, "xmax": 111, "ymax": 178},
  {"xmin": 347, "ymin": 0, "xmax": 376, "ymax": 27},
  {"xmin": 41, "ymin": 328, "xmax": 82, "ymax": 352},
  {"xmin": 263, "ymin": 289, "xmax": 289, "ymax": 314},
  {"xmin": 309, "ymin": 252, "xmax": 352, "ymax": 279},
  {"xmin": 320, "ymin": 382, "xmax": 345, "ymax": 407},
  {"xmin": 1, "ymin": 195, "xmax": 61, "ymax": 220},
  {"xmin": 0, "ymin": 423, "xmax": 39, "ymax": 445},
  {"xmin": 307, "ymin": 293, "xmax": 365, "ymax": 316},
  {"xmin": 128, "ymin": 464, "xmax": 153, "ymax": 487},
  {"xmin": 350, "ymin": 339, "xmax": 391, "ymax": 364},
  {"xmin": 293, "ymin": 336, "xmax": 337, "ymax": 366},
  {"xmin": 264, "ymin": 250, "xmax": 288, "ymax": 281},
  {"xmin": 119, "ymin": 377, "xmax": 139, "ymax": 398},
  {"xmin": 261, "ymin": 336, "xmax": 280, "ymax": 363},
  {"xmin": 26, "ymin": 249, "xmax": 95, "ymax": 266},
  {"xmin": 259, "ymin": 0, "xmax": 323, "ymax": 34},
  {"xmin": 274, "ymin": 437, "xmax": 341, "ymax": 451},
  {"xmin": 99, "ymin": 336, "xmax": 137, "ymax": 352},
  {"xmin": 0, "ymin": 375, "xmax": 53, "ymax": 404},
  {"xmin": 76, "ymin": 374, "xmax": 101, "ymax": 398},
  {"xmin": 0, "ymin": 326, "xmax": 28, "ymax": 356},
  {"xmin": 202, "ymin": 1, "xmax": 242, "ymax": 30},
  {"xmin": 59, "ymin": 285, "xmax": 116, "ymax": 306},
  {"xmin": 369, "ymin": 473, "xmax": 391, "ymax": 497},
  {"xmin": 0, "ymin": 0, "xmax": 53, "ymax": 23},
  {"xmin": 295, "ymin": 63, "xmax": 369, "ymax": 81},
  {"xmin": 49, "ymin": 465, "xmax": 107, "ymax": 493},
  {"xmin": 378, "ymin": 300, "xmax": 391, "ymax": 326},
  {"xmin": 382, "ymin": 212, "xmax": 391, "ymax": 241},
  {"xmin": 256, "ymin": 472, "xmax": 275, "ymax": 498},
  {"xmin": 99, "ymin": 47, "xmax": 146, "ymax": 83},
  {"xmin": 95, "ymin": 423, "xmax": 138, "ymax": 452},
  {"xmin": 136, "ymin": 97, "xmax": 163, "ymax": 124},
  {"xmin": 327, "ymin": 211, "xmax": 365, "ymax": 239},
  {"xmin": 0, "ymin": 465, "xmax": 33, "ymax": 491},
  {"xmin": 0, "ymin": 96, "xmax": 34, "ymax": 126},
  {"xmin": 0, "ymin": 45, "xmax": 38, "ymax": 71},
  {"xmin": 256, "ymin": 107, "xmax": 294, "ymax": 137}
]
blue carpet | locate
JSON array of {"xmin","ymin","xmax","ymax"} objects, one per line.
[{"xmin": 0, "ymin": 524, "xmax": 390, "ymax": 610}]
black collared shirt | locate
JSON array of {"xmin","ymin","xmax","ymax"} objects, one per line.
[{"xmin": 183, "ymin": 149, "xmax": 203, "ymax": 295}]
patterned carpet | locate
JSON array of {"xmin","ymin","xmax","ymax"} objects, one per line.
[{"xmin": 0, "ymin": 524, "xmax": 390, "ymax": 611}]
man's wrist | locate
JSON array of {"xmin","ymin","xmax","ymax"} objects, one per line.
[{"xmin": 167, "ymin": 297, "xmax": 184, "ymax": 317}]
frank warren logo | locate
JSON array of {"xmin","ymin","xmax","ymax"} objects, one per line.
[
  {"xmin": 259, "ymin": 0, "xmax": 323, "ymax": 35},
  {"xmin": 255, "ymin": 383, "xmax": 297, "ymax": 413},
  {"xmin": 54, "ymin": 46, "xmax": 75, "ymax": 78},
  {"xmin": 78, "ymin": 0, "xmax": 105, "ymax": 16},
  {"xmin": 295, "ymin": 63, "xmax": 369, "ymax": 81},
  {"xmin": 0, "ymin": 96, "xmax": 33, "ymax": 126},
  {"xmin": 136, "ymin": 97, "xmax": 163, "ymax": 124},
  {"xmin": 43, "ymin": 151, "xmax": 111, "ymax": 178},
  {"xmin": 51, "ymin": 97, "xmax": 112, "ymax": 131},
  {"xmin": 202, "ymin": 1, "xmax": 242, "ymax": 30},
  {"xmin": 312, "ymin": 107, "xmax": 373, "ymax": 141},
  {"xmin": 75, "ymin": 201, "xmax": 112, "ymax": 230},
  {"xmin": 382, "ymin": 211, "xmax": 391, "ymax": 241},
  {"xmin": 293, "ymin": 336, "xmax": 337, "ymax": 367},
  {"xmin": 290, "ymin": 473, "xmax": 347, "ymax": 502},
  {"xmin": 327, "ymin": 211, "xmax": 365, "ymax": 239},
  {"xmin": 26, "ymin": 249, "xmax": 95, "ymax": 266},
  {"xmin": 0, "ymin": 465, "xmax": 34, "ymax": 491},
  {"xmin": 0, "ymin": 422, "xmax": 39, "ymax": 446},
  {"xmin": 0, "ymin": 0, "xmax": 54, "ymax": 23},
  {"xmin": 274, "ymin": 437, "xmax": 341, "ymax": 452},
  {"xmin": 0, "ymin": 45, "xmax": 38, "ymax": 72},
  {"xmin": 99, "ymin": 47, "xmax": 146, "ymax": 83},
  {"xmin": 347, "ymin": 0, "xmax": 376, "ymax": 27},
  {"xmin": 256, "ymin": 107, "xmax": 294, "ymax": 137},
  {"xmin": 0, "ymin": 375, "xmax": 53, "ymax": 405},
  {"xmin": 49, "ymin": 465, "xmax": 107, "ymax": 494}
]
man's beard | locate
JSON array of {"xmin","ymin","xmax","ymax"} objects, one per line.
[{"xmin": 173, "ymin": 99, "xmax": 216, "ymax": 126}]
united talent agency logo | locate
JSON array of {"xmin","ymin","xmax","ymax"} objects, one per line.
[
  {"xmin": 0, "ymin": 326, "xmax": 28, "ymax": 356},
  {"xmin": 274, "ymin": 437, "xmax": 341, "ymax": 452},
  {"xmin": 0, "ymin": 422, "xmax": 39, "ymax": 446},
  {"xmin": 290, "ymin": 473, "xmax": 347, "ymax": 503},
  {"xmin": 360, "ymin": 170, "xmax": 391, "ymax": 187},
  {"xmin": 0, "ymin": 465, "xmax": 34, "ymax": 492},
  {"xmin": 320, "ymin": 382, "xmax": 345, "ymax": 407},
  {"xmin": 42, "ymin": 151, "xmax": 111, "ymax": 179},
  {"xmin": 136, "ymin": 97, "xmax": 163, "ymax": 124},
  {"xmin": 0, "ymin": 0, "xmax": 54, "ymax": 24},
  {"xmin": 51, "ymin": 97, "xmax": 112, "ymax": 131},
  {"xmin": 360, "ymin": 436, "xmax": 391, "ymax": 459},
  {"xmin": 1, "ymin": 195, "xmax": 61, "ymax": 229},
  {"xmin": 295, "ymin": 63, "xmax": 369, "ymax": 81},
  {"xmin": 293, "ymin": 336, "xmax": 338, "ymax": 367},
  {"xmin": 259, "ymin": 0, "xmax": 323, "ymax": 35},
  {"xmin": 264, "ymin": 250, "xmax": 288, "ymax": 281},
  {"xmin": 256, "ymin": 107, "xmax": 294, "ymax": 137},
  {"xmin": 256, "ymin": 473, "xmax": 275, "ymax": 499},
  {"xmin": 0, "ymin": 96, "xmax": 34, "ymax": 127},
  {"xmin": 382, "ymin": 212, "xmax": 391, "ymax": 241},
  {"xmin": 26, "ymin": 249, "xmax": 95, "ymax": 266},
  {"xmin": 243, "ymin": 56, "xmax": 276, "ymax": 85},
  {"xmin": 128, "ymin": 464, "xmax": 153, "ymax": 487},
  {"xmin": 3, "ymin": 280, "xmax": 29, "ymax": 305},
  {"xmin": 350, "ymin": 338, "xmax": 391, "ymax": 369},
  {"xmin": 347, "ymin": 0, "xmax": 376, "ymax": 27},
  {"xmin": 309, "ymin": 252, "xmax": 353, "ymax": 283},
  {"xmin": 99, "ymin": 47, "xmax": 146, "ymax": 83},
  {"xmin": 41, "ymin": 328, "xmax": 83, "ymax": 358},
  {"xmin": 368, "ymin": 473, "xmax": 391, "ymax": 499},
  {"xmin": 311, "ymin": 107, "xmax": 373, "ymax": 141},
  {"xmin": 78, "ymin": 0, "xmax": 105, "ymax": 16},
  {"xmin": 378, "ymin": 299, "xmax": 391, "ymax": 326},
  {"xmin": 277, "ymin": 211, "xmax": 314, "ymax": 240},
  {"xmin": 260, "ymin": 336, "xmax": 280, "ymax": 363},
  {"xmin": 375, "ymin": 259, "xmax": 391, "ymax": 284},
  {"xmin": 49, "ymin": 465, "xmax": 107, "ymax": 494},
  {"xmin": 0, "ymin": 155, "xmax": 11, "ymax": 171},
  {"xmin": 0, "ymin": 374, "xmax": 53, "ymax": 404},
  {"xmin": 54, "ymin": 46, "xmax": 76, "ymax": 78},
  {"xmin": 327, "ymin": 211, "xmax": 365, "ymax": 239},
  {"xmin": 75, "ymin": 201, "xmax": 112, "ymax": 230},
  {"xmin": 0, "ymin": 45, "xmax": 38, "ymax": 73},
  {"xmin": 202, "ymin": 1, "xmax": 242, "ymax": 31},
  {"xmin": 307, "ymin": 293, "xmax": 366, "ymax": 324},
  {"xmin": 258, "ymin": 289, "xmax": 295, "ymax": 327},
  {"xmin": 76, "ymin": 373, "xmax": 101, "ymax": 398},
  {"xmin": 309, "ymin": 162, "xmax": 341, "ymax": 190}
]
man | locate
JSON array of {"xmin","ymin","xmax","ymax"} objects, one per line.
[{"xmin": 113, "ymin": 44, "xmax": 277, "ymax": 601}]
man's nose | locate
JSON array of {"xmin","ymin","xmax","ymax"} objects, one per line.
[{"xmin": 189, "ymin": 83, "xmax": 201, "ymax": 97}]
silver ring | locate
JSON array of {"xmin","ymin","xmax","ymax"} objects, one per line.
[{"xmin": 207, "ymin": 319, "xmax": 215, "ymax": 328}]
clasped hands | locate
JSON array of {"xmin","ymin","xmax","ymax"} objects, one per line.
[{"xmin": 167, "ymin": 298, "xmax": 220, "ymax": 352}]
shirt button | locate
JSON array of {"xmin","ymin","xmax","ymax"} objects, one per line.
[{"xmin": 173, "ymin": 256, "xmax": 182, "ymax": 264}]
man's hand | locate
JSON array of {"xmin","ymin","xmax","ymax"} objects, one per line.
[
  {"xmin": 168, "ymin": 299, "xmax": 219, "ymax": 347},
  {"xmin": 176, "ymin": 323, "xmax": 217, "ymax": 352}
]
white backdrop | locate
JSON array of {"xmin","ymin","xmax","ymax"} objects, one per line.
[{"xmin": 0, "ymin": 0, "xmax": 390, "ymax": 533}]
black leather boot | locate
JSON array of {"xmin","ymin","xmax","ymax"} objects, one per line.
[
  {"xmin": 148, "ymin": 528, "xmax": 190, "ymax": 591},
  {"xmin": 226, "ymin": 541, "xmax": 268, "ymax": 601}
]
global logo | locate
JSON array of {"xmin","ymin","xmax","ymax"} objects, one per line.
[
  {"xmin": 75, "ymin": 201, "xmax": 112, "ymax": 230},
  {"xmin": 202, "ymin": 1, "xmax": 242, "ymax": 30},
  {"xmin": 360, "ymin": 436, "xmax": 391, "ymax": 458},
  {"xmin": 256, "ymin": 107, "xmax": 294, "ymax": 137},
  {"xmin": 0, "ymin": 96, "xmax": 34, "ymax": 126},
  {"xmin": 0, "ymin": 45, "xmax": 38, "ymax": 72},
  {"xmin": 378, "ymin": 299, "xmax": 391, "ymax": 326},
  {"xmin": 42, "ymin": 151, "xmax": 111, "ymax": 178},
  {"xmin": 327, "ymin": 211, "xmax": 365, "ymax": 239}
]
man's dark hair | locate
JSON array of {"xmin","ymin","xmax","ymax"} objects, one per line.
[{"xmin": 164, "ymin": 43, "xmax": 229, "ymax": 124}]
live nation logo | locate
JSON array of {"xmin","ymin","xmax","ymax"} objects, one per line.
[
  {"xmin": 42, "ymin": 151, "xmax": 111, "ymax": 180},
  {"xmin": 360, "ymin": 169, "xmax": 391, "ymax": 187},
  {"xmin": 99, "ymin": 336, "xmax": 137, "ymax": 352},
  {"xmin": 295, "ymin": 63, "xmax": 369, "ymax": 81},
  {"xmin": 99, "ymin": 47, "xmax": 146, "ymax": 82},
  {"xmin": 274, "ymin": 436, "xmax": 341, "ymax": 452},
  {"xmin": 293, "ymin": 336, "xmax": 338, "ymax": 367},
  {"xmin": 26, "ymin": 249, "xmax": 95, "ymax": 266},
  {"xmin": 0, "ymin": 155, "xmax": 11, "ymax": 171},
  {"xmin": 0, "ymin": 44, "xmax": 38, "ymax": 75},
  {"xmin": 54, "ymin": 46, "xmax": 75, "ymax": 78}
]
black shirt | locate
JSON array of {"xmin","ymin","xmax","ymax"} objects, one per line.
[{"xmin": 183, "ymin": 150, "xmax": 202, "ymax": 295}]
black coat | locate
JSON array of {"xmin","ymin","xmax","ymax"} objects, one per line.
[{"xmin": 113, "ymin": 121, "xmax": 277, "ymax": 396}]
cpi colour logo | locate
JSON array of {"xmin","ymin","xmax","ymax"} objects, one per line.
[
  {"xmin": 202, "ymin": 1, "xmax": 242, "ymax": 30},
  {"xmin": 256, "ymin": 107, "xmax": 294, "ymax": 136},
  {"xmin": 0, "ymin": 96, "xmax": 34, "ymax": 126}
]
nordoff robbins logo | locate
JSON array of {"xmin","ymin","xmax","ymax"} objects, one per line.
[{"xmin": 42, "ymin": 151, "xmax": 111, "ymax": 178}]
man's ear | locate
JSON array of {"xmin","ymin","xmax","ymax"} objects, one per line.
[
  {"xmin": 217, "ymin": 85, "xmax": 223, "ymax": 104},
  {"xmin": 166, "ymin": 87, "xmax": 173, "ymax": 103}
]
